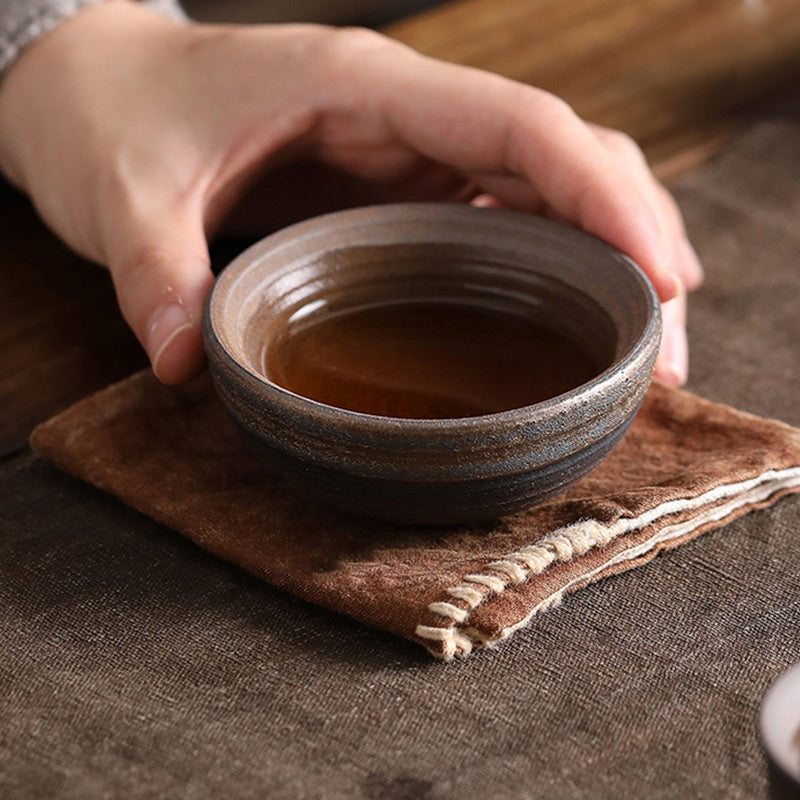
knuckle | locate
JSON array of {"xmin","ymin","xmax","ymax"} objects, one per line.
[
  {"xmin": 111, "ymin": 242, "xmax": 185, "ymax": 335},
  {"xmin": 504, "ymin": 86, "xmax": 581, "ymax": 171},
  {"xmin": 113, "ymin": 243, "xmax": 176, "ymax": 314},
  {"xmin": 315, "ymin": 26, "xmax": 411, "ymax": 104},
  {"xmin": 125, "ymin": 243, "xmax": 176, "ymax": 280},
  {"xmin": 655, "ymin": 182, "xmax": 687, "ymax": 232},
  {"xmin": 320, "ymin": 25, "xmax": 415, "ymax": 81},
  {"xmin": 517, "ymin": 86, "xmax": 577, "ymax": 123},
  {"xmin": 655, "ymin": 181, "xmax": 678, "ymax": 211},
  {"xmin": 600, "ymin": 128, "xmax": 646, "ymax": 163},
  {"xmin": 325, "ymin": 25, "xmax": 398, "ymax": 64},
  {"xmin": 339, "ymin": 25, "xmax": 389, "ymax": 48}
]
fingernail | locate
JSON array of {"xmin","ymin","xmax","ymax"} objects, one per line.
[
  {"xmin": 680, "ymin": 238, "xmax": 704, "ymax": 289},
  {"xmin": 660, "ymin": 322, "xmax": 688, "ymax": 385},
  {"xmin": 640, "ymin": 207, "xmax": 673, "ymax": 278},
  {"xmin": 471, "ymin": 193, "xmax": 501, "ymax": 208},
  {"xmin": 147, "ymin": 301, "xmax": 195, "ymax": 375},
  {"xmin": 665, "ymin": 271, "xmax": 683, "ymax": 301},
  {"xmin": 647, "ymin": 242, "xmax": 681, "ymax": 302},
  {"xmin": 660, "ymin": 365, "xmax": 685, "ymax": 387}
]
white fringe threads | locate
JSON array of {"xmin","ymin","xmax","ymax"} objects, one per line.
[{"xmin": 416, "ymin": 466, "xmax": 800, "ymax": 660}]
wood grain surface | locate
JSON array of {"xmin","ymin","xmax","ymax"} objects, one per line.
[
  {"xmin": 3, "ymin": 0, "xmax": 800, "ymax": 456},
  {"xmin": 386, "ymin": 0, "xmax": 800, "ymax": 180},
  {"xmin": 0, "ymin": 186, "xmax": 148, "ymax": 457}
]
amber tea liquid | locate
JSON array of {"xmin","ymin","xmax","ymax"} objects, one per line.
[{"xmin": 263, "ymin": 300, "xmax": 598, "ymax": 419}]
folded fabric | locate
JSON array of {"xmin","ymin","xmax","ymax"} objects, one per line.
[{"xmin": 30, "ymin": 370, "xmax": 800, "ymax": 660}]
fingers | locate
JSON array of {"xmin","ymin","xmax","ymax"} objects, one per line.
[
  {"xmin": 588, "ymin": 126, "xmax": 697, "ymax": 388},
  {"xmin": 355, "ymin": 49, "xmax": 682, "ymax": 301},
  {"xmin": 653, "ymin": 183, "xmax": 704, "ymax": 292},
  {"xmin": 105, "ymin": 213, "xmax": 214, "ymax": 385},
  {"xmin": 654, "ymin": 290, "xmax": 688, "ymax": 386},
  {"xmin": 590, "ymin": 125, "xmax": 704, "ymax": 292}
]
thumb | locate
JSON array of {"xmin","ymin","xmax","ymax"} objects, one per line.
[{"xmin": 107, "ymin": 214, "xmax": 214, "ymax": 385}]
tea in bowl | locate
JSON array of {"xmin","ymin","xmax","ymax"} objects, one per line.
[{"xmin": 203, "ymin": 203, "xmax": 660, "ymax": 524}]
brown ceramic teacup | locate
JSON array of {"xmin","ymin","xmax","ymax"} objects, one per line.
[{"xmin": 203, "ymin": 203, "xmax": 661, "ymax": 524}]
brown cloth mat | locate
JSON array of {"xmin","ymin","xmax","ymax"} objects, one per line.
[{"xmin": 30, "ymin": 371, "xmax": 800, "ymax": 659}]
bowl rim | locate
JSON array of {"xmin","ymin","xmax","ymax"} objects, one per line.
[{"xmin": 203, "ymin": 203, "xmax": 661, "ymax": 436}]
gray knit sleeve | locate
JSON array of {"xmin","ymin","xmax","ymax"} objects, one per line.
[{"xmin": 0, "ymin": 0, "xmax": 188, "ymax": 75}]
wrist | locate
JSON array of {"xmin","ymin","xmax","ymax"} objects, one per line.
[{"xmin": 0, "ymin": 0, "xmax": 183, "ymax": 193}]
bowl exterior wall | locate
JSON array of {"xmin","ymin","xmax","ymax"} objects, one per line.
[
  {"xmin": 224, "ymin": 404, "xmax": 637, "ymax": 524},
  {"xmin": 204, "ymin": 204, "xmax": 660, "ymax": 524}
]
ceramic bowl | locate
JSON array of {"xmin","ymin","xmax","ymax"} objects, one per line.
[{"xmin": 203, "ymin": 203, "xmax": 660, "ymax": 525}]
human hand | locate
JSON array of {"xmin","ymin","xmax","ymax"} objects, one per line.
[{"xmin": 0, "ymin": 0, "xmax": 701, "ymax": 385}]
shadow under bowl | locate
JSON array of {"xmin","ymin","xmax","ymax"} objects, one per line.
[{"xmin": 203, "ymin": 203, "xmax": 661, "ymax": 525}]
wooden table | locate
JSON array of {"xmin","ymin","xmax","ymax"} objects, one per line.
[
  {"xmin": 3, "ymin": 0, "xmax": 800, "ymax": 456},
  {"xmin": 387, "ymin": 0, "xmax": 800, "ymax": 180}
]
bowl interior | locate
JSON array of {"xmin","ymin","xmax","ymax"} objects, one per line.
[
  {"xmin": 208, "ymin": 204, "xmax": 658, "ymax": 421},
  {"xmin": 244, "ymin": 242, "xmax": 618, "ymax": 415}
]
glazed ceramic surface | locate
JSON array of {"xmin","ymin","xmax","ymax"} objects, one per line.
[{"xmin": 203, "ymin": 203, "xmax": 661, "ymax": 524}]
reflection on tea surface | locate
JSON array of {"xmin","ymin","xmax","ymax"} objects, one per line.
[{"xmin": 263, "ymin": 299, "xmax": 599, "ymax": 419}]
